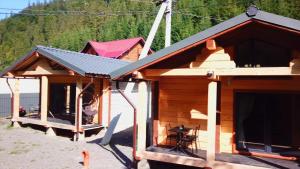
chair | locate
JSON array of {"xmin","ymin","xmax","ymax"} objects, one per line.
[
  {"xmin": 166, "ymin": 123, "xmax": 177, "ymax": 145},
  {"xmin": 182, "ymin": 125, "xmax": 200, "ymax": 153}
]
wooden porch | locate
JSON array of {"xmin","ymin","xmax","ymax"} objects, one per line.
[
  {"xmin": 142, "ymin": 146, "xmax": 300, "ymax": 169},
  {"xmin": 2, "ymin": 49, "xmax": 112, "ymax": 140}
]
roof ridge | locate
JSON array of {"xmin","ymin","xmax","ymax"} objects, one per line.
[
  {"xmin": 36, "ymin": 45, "xmax": 130, "ymax": 63},
  {"xmin": 89, "ymin": 37, "xmax": 143, "ymax": 44}
]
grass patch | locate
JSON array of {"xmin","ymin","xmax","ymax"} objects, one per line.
[
  {"xmin": 31, "ymin": 143, "xmax": 40, "ymax": 147},
  {"xmin": 9, "ymin": 148, "xmax": 30, "ymax": 155},
  {"xmin": 5, "ymin": 124, "xmax": 13, "ymax": 130},
  {"xmin": 13, "ymin": 141, "xmax": 25, "ymax": 145}
]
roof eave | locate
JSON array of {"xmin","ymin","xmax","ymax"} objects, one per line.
[
  {"xmin": 110, "ymin": 13, "xmax": 251, "ymax": 80},
  {"xmin": 36, "ymin": 47, "xmax": 86, "ymax": 76},
  {"xmin": 0, "ymin": 48, "xmax": 37, "ymax": 78},
  {"xmin": 111, "ymin": 10, "xmax": 300, "ymax": 80}
]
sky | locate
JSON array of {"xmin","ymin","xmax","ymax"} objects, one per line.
[{"xmin": 0, "ymin": 0, "xmax": 42, "ymax": 20}]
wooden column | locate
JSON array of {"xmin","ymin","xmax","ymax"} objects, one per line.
[
  {"xmin": 108, "ymin": 81, "xmax": 112, "ymax": 126},
  {"xmin": 12, "ymin": 79, "xmax": 20, "ymax": 120},
  {"xmin": 65, "ymin": 85, "xmax": 71, "ymax": 114},
  {"xmin": 75, "ymin": 79, "xmax": 83, "ymax": 131},
  {"xmin": 98, "ymin": 79, "xmax": 103, "ymax": 125},
  {"xmin": 40, "ymin": 76, "xmax": 48, "ymax": 122},
  {"xmin": 137, "ymin": 81, "xmax": 148, "ymax": 153},
  {"xmin": 93, "ymin": 79, "xmax": 103, "ymax": 125},
  {"xmin": 102, "ymin": 79, "xmax": 111, "ymax": 126},
  {"xmin": 207, "ymin": 81, "xmax": 217, "ymax": 162}
]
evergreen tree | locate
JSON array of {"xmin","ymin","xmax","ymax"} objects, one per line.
[{"xmin": 0, "ymin": 0, "xmax": 300, "ymax": 71}]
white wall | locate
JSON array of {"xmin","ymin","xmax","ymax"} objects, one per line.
[
  {"xmin": 0, "ymin": 78, "xmax": 39, "ymax": 94},
  {"xmin": 102, "ymin": 81, "xmax": 152, "ymax": 134},
  {"xmin": 109, "ymin": 82, "xmax": 138, "ymax": 133}
]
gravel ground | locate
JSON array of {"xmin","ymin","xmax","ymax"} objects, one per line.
[
  {"xmin": 0, "ymin": 118, "xmax": 144, "ymax": 169},
  {"xmin": 0, "ymin": 118, "xmax": 200, "ymax": 169}
]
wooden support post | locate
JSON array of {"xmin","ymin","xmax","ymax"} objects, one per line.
[
  {"xmin": 108, "ymin": 81, "xmax": 112, "ymax": 126},
  {"xmin": 40, "ymin": 76, "xmax": 48, "ymax": 122},
  {"xmin": 98, "ymin": 79, "xmax": 103, "ymax": 125},
  {"xmin": 12, "ymin": 79, "xmax": 20, "ymax": 120},
  {"xmin": 66, "ymin": 85, "xmax": 71, "ymax": 114},
  {"xmin": 137, "ymin": 81, "xmax": 148, "ymax": 154},
  {"xmin": 207, "ymin": 81, "xmax": 217, "ymax": 162},
  {"xmin": 102, "ymin": 80, "xmax": 111, "ymax": 127},
  {"xmin": 75, "ymin": 79, "xmax": 83, "ymax": 133}
]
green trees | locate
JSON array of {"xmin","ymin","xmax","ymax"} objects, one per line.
[{"xmin": 0, "ymin": 0, "xmax": 299, "ymax": 70}]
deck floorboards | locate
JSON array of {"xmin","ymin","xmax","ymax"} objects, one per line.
[{"xmin": 146, "ymin": 146, "xmax": 300, "ymax": 169}]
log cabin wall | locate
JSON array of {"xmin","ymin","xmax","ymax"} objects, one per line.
[
  {"xmin": 119, "ymin": 43, "xmax": 143, "ymax": 62},
  {"xmin": 157, "ymin": 76, "xmax": 210, "ymax": 150},
  {"xmin": 220, "ymin": 76, "xmax": 300, "ymax": 153}
]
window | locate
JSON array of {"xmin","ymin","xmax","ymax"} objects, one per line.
[{"xmin": 235, "ymin": 40, "xmax": 291, "ymax": 67}]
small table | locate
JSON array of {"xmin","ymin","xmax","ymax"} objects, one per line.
[{"xmin": 168, "ymin": 126, "xmax": 192, "ymax": 152}]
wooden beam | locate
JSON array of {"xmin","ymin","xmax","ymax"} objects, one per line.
[
  {"xmin": 16, "ymin": 70, "xmax": 69, "ymax": 76},
  {"xmin": 137, "ymin": 81, "xmax": 148, "ymax": 153},
  {"xmin": 143, "ymin": 67, "xmax": 300, "ymax": 77},
  {"xmin": 40, "ymin": 76, "xmax": 48, "ymax": 122},
  {"xmin": 75, "ymin": 79, "xmax": 83, "ymax": 131},
  {"xmin": 34, "ymin": 52, "xmax": 40, "ymax": 58},
  {"xmin": 207, "ymin": 81, "xmax": 217, "ymax": 162},
  {"xmin": 68, "ymin": 70, "xmax": 75, "ymax": 76},
  {"xmin": 144, "ymin": 68, "xmax": 208, "ymax": 76},
  {"xmin": 12, "ymin": 79, "xmax": 20, "ymax": 120},
  {"xmin": 6, "ymin": 72, "xmax": 14, "ymax": 77},
  {"xmin": 206, "ymin": 39, "xmax": 217, "ymax": 50}
]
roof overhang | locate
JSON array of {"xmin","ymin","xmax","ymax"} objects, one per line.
[{"xmin": 110, "ymin": 8, "xmax": 300, "ymax": 80}]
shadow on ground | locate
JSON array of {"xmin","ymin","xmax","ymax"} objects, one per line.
[{"xmin": 88, "ymin": 127, "xmax": 133, "ymax": 168}]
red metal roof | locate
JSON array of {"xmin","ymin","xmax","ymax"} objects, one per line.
[{"xmin": 82, "ymin": 37, "xmax": 145, "ymax": 58}]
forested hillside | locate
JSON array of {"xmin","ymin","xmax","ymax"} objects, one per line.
[{"xmin": 0, "ymin": 0, "xmax": 299, "ymax": 70}]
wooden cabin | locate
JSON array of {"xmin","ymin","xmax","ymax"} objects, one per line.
[
  {"xmin": 0, "ymin": 45, "xmax": 129, "ymax": 140},
  {"xmin": 81, "ymin": 37, "xmax": 152, "ymax": 62},
  {"xmin": 111, "ymin": 6, "xmax": 300, "ymax": 168},
  {"xmin": 81, "ymin": 37, "xmax": 153, "ymax": 132}
]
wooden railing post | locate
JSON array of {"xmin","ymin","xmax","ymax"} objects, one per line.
[{"xmin": 207, "ymin": 81, "xmax": 217, "ymax": 162}]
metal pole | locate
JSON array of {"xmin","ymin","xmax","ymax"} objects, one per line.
[
  {"xmin": 139, "ymin": 1, "xmax": 168, "ymax": 59},
  {"xmin": 165, "ymin": 0, "xmax": 172, "ymax": 47}
]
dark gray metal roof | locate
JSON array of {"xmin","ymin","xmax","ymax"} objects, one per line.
[
  {"xmin": 110, "ymin": 8, "xmax": 300, "ymax": 79},
  {"xmin": 0, "ymin": 45, "xmax": 130, "ymax": 77}
]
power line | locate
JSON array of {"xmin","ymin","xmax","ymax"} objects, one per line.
[
  {"xmin": 173, "ymin": 11, "xmax": 224, "ymax": 22},
  {"xmin": 0, "ymin": 10, "xmax": 224, "ymax": 22},
  {"xmin": 128, "ymin": 0, "xmax": 155, "ymax": 4},
  {"xmin": 0, "ymin": 9, "xmax": 160, "ymax": 17}
]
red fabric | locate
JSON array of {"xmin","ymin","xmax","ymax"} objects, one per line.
[{"xmin": 86, "ymin": 37, "xmax": 144, "ymax": 58}]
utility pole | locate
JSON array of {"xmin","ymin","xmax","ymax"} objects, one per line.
[
  {"xmin": 139, "ymin": 0, "xmax": 172, "ymax": 59},
  {"xmin": 165, "ymin": 0, "xmax": 172, "ymax": 47}
]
